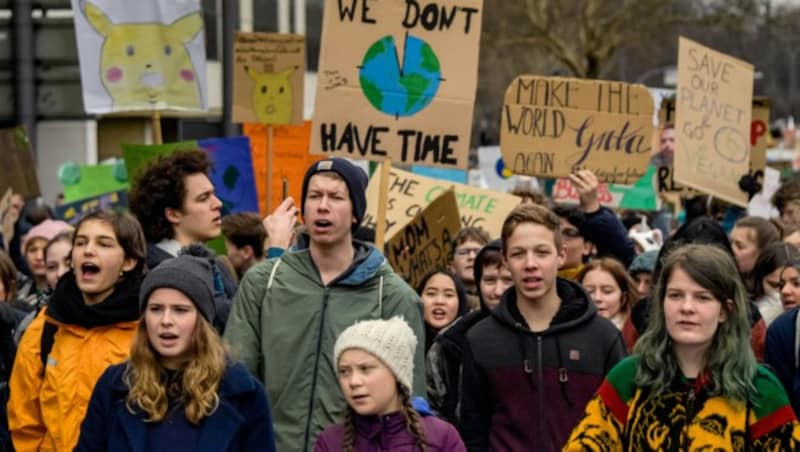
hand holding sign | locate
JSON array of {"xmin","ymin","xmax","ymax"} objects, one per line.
[
  {"xmin": 263, "ymin": 196, "xmax": 298, "ymax": 250},
  {"xmin": 568, "ymin": 170, "xmax": 601, "ymax": 214}
]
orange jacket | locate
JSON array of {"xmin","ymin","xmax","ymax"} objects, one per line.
[{"xmin": 8, "ymin": 309, "xmax": 137, "ymax": 451}]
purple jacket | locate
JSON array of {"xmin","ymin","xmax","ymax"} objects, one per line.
[{"xmin": 314, "ymin": 411, "xmax": 465, "ymax": 452}]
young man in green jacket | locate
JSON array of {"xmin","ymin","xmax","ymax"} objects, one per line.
[{"xmin": 224, "ymin": 158, "xmax": 425, "ymax": 452}]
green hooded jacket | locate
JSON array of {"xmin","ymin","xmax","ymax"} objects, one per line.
[{"xmin": 224, "ymin": 242, "xmax": 425, "ymax": 452}]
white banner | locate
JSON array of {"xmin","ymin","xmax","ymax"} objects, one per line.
[{"xmin": 72, "ymin": 0, "xmax": 208, "ymax": 113}]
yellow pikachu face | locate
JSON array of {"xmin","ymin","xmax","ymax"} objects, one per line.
[
  {"xmin": 246, "ymin": 66, "xmax": 295, "ymax": 124},
  {"xmin": 84, "ymin": 2, "xmax": 203, "ymax": 109}
]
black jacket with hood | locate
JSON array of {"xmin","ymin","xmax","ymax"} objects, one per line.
[
  {"xmin": 459, "ymin": 278, "xmax": 626, "ymax": 452},
  {"xmin": 426, "ymin": 240, "xmax": 502, "ymax": 424}
]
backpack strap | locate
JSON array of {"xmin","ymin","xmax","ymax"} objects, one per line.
[
  {"xmin": 39, "ymin": 321, "xmax": 58, "ymax": 376},
  {"xmin": 267, "ymin": 258, "xmax": 282, "ymax": 291}
]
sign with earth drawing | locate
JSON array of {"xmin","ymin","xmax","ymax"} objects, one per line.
[{"xmin": 311, "ymin": 0, "xmax": 483, "ymax": 169}]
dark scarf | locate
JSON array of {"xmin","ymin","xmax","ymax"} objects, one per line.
[{"xmin": 46, "ymin": 270, "xmax": 143, "ymax": 328}]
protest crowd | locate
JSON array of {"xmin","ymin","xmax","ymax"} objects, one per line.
[{"xmin": 2, "ymin": 0, "xmax": 800, "ymax": 451}]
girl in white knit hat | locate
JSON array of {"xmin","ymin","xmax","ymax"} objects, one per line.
[{"xmin": 314, "ymin": 317, "xmax": 465, "ymax": 452}]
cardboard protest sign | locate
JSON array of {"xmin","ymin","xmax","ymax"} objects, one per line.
[
  {"xmin": 122, "ymin": 136, "xmax": 259, "ymax": 214},
  {"xmin": 656, "ymin": 96, "xmax": 767, "ymax": 198},
  {"xmin": 245, "ymin": 121, "xmax": 323, "ymax": 216},
  {"xmin": 233, "ymin": 33, "xmax": 305, "ymax": 125},
  {"xmin": 0, "ymin": 127, "xmax": 41, "ymax": 199},
  {"xmin": 750, "ymin": 97, "xmax": 770, "ymax": 177},
  {"xmin": 412, "ymin": 166, "xmax": 467, "ymax": 184},
  {"xmin": 619, "ymin": 165, "xmax": 660, "ymax": 211},
  {"xmin": 60, "ymin": 160, "xmax": 130, "ymax": 203},
  {"xmin": 500, "ymin": 76, "xmax": 654, "ymax": 184},
  {"xmin": 675, "ymin": 37, "xmax": 754, "ymax": 207},
  {"xmin": 310, "ymin": 0, "xmax": 483, "ymax": 169},
  {"xmin": 72, "ymin": 0, "xmax": 207, "ymax": 113},
  {"xmin": 55, "ymin": 190, "xmax": 129, "ymax": 226},
  {"xmin": 385, "ymin": 189, "xmax": 461, "ymax": 288},
  {"xmin": 551, "ymin": 178, "xmax": 628, "ymax": 208},
  {"xmin": 0, "ymin": 189, "xmax": 11, "ymax": 220},
  {"xmin": 121, "ymin": 140, "xmax": 193, "ymax": 182},
  {"xmin": 202, "ymin": 137, "xmax": 260, "ymax": 215},
  {"xmin": 0, "ymin": 188, "xmax": 12, "ymax": 248},
  {"xmin": 364, "ymin": 164, "xmax": 520, "ymax": 239},
  {"xmin": 476, "ymin": 145, "xmax": 532, "ymax": 193}
]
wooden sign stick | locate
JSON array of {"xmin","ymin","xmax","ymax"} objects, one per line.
[
  {"xmin": 151, "ymin": 111, "xmax": 163, "ymax": 145},
  {"xmin": 374, "ymin": 158, "xmax": 392, "ymax": 250},
  {"xmin": 266, "ymin": 125, "xmax": 274, "ymax": 213}
]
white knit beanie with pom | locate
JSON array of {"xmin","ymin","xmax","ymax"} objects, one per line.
[{"xmin": 333, "ymin": 317, "xmax": 417, "ymax": 391}]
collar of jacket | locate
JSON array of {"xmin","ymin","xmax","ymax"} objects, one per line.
[
  {"xmin": 492, "ymin": 277, "xmax": 597, "ymax": 334},
  {"xmin": 46, "ymin": 270, "xmax": 142, "ymax": 328},
  {"xmin": 353, "ymin": 410, "xmax": 407, "ymax": 441},
  {"xmin": 110, "ymin": 362, "xmax": 257, "ymax": 452},
  {"xmin": 283, "ymin": 239, "xmax": 387, "ymax": 286}
]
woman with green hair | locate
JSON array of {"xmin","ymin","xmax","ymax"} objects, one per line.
[{"xmin": 564, "ymin": 244, "xmax": 799, "ymax": 450}]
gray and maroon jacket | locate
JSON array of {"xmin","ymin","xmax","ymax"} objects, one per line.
[{"xmin": 459, "ymin": 278, "xmax": 625, "ymax": 452}]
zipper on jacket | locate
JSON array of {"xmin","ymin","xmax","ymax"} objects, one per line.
[
  {"xmin": 536, "ymin": 335, "xmax": 545, "ymax": 446},
  {"xmin": 683, "ymin": 388, "xmax": 696, "ymax": 451},
  {"xmin": 304, "ymin": 289, "xmax": 331, "ymax": 451}
]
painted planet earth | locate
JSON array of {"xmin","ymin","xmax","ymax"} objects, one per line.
[{"xmin": 358, "ymin": 34, "xmax": 441, "ymax": 117}]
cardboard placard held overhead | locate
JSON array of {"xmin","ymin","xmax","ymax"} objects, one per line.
[
  {"xmin": 0, "ymin": 127, "xmax": 41, "ymax": 199},
  {"xmin": 122, "ymin": 136, "xmax": 259, "ymax": 215},
  {"xmin": 363, "ymin": 163, "xmax": 520, "ymax": 239},
  {"xmin": 71, "ymin": 0, "xmax": 207, "ymax": 113},
  {"xmin": 385, "ymin": 189, "xmax": 461, "ymax": 288},
  {"xmin": 233, "ymin": 33, "xmax": 305, "ymax": 125},
  {"xmin": 60, "ymin": 161, "xmax": 129, "ymax": 203},
  {"xmin": 310, "ymin": 0, "xmax": 483, "ymax": 169},
  {"xmin": 551, "ymin": 178, "xmax": 628, "ymax": 208},
  {"xmin": 55, "ymin": 190, "xmax": 129, "ymax": 226},
  {"xmin": 655, "ymin": 96, "xmax": 767, "ymax": 197},
  {"xmin": 500, "ymin": 76, "xmax": 654, "ymax": 184},
  {"xmin": 750, "ymin": 97, "xmax": 770, "ymax": 176},
  {"xmin": 675, "ymin": 37, "xmax": 754, "ymax": 207},
  {"xmin": 245, "ymin": 121, "xmax": 323, "ymax": 216}
]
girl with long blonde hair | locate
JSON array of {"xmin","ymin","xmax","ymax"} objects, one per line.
[{"xmin": 75, "ymin": 245, "xmax": 276, "ymax": 451}]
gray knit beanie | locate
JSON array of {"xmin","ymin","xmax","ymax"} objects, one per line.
[
  {"xmin": 334, "ymin": 317, "xmax": 417, "ymax": 391},
  {"xmin": 139, "ymin": 244, "xmax": 216, "ymax": 322}
]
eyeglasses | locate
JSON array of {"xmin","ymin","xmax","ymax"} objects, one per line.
[
  {"xmin": 562, "ymin": 228, "xmax": 582, "ymax": 239},
  {"xmin": 455, "ymin": 247, "xmax": 482, "ymax": 257}
]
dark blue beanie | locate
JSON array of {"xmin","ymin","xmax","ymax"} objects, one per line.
[{"xmin": 301, "ymin": 158, "xmax": 368, "ymax": 232}]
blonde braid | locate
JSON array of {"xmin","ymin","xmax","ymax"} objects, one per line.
[
  {"xmin": 399, "ymin": 384, "xmax": 428, "ymax": 452},
  {"xmin": 342, "ymin": 406, "xmax": 356, "ymax": 452}
]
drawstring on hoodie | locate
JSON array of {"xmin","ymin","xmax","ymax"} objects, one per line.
[
  {"xmin": 378, "ymin": 275, "xmax": 384, "ymax": 317},
  {"xmin": 516, "ymin": 324, "xmax": 534, "ymax": 374},
  {"xmin": 554, "ymin": 337, "xmax": 573, "ymax": 407},
  {"xmin": 515, "ymin": 326, "xmax": 573, "ymax": 406}
]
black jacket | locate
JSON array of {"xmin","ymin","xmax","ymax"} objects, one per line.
[
  {"xmin": 459, "ymin": 278, "xmax": 626, "ymax": 452},
  {"xmin": 425, "ymin": 240, "xmax": 501, "ymax": 423}
]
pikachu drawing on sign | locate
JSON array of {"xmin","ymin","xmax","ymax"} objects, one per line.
[
  {"xmin": 246, "ymin": 66, "xmax": 295, "ymax": 124},
  {"xmin": 82, "ymin": 1, "xmax": 203, "ymax": 110}
]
